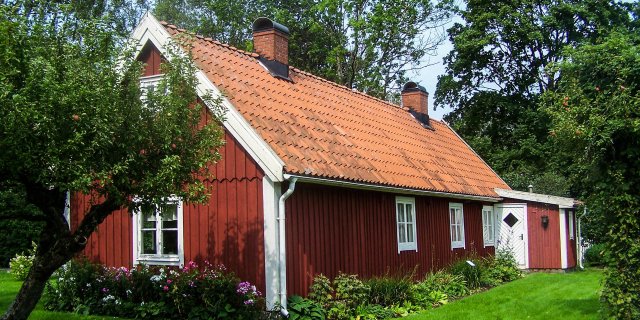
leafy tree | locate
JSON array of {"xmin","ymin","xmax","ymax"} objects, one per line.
[
  {"xmin": 0, "ymin": 184, "xmax": 43, "ymax": 267},
  {"xmin": 544, "ymin": 31, "xmax": 640, "ymax": 319},
  {"xmin": 435, "ymin": 0, "xmax": 633, "ymax": 195},
  {"xmin": 0, "ymin": 1, "xmax": 224, "ymax": 319},
  {"xmin": 153, "ymin": 0, "xmax": 451, "ymax": 101}
]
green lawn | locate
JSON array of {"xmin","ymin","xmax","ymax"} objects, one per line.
[
  {"xmin": 0, "ymin": 271, "xmax": 121, "ymax": 320},
  {"xmin": 407, "ymin": 269, "xmax": 604, "ymax": 320},
  {"xmin": 2, "ymin": 269, "xmax": 604, "ymax": 320}
]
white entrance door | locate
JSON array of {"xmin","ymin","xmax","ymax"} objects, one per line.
[{"xmin": 494, "ymin": 204, "xmax": 528, "ymax": 268}]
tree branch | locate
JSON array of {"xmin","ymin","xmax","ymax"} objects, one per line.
[{"xmin": 70, "ymin": 196, "xmax": 120, "ymax": 251}]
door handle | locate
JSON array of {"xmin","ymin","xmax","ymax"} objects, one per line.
[{"xmin": 520, "ymin": 234, "xmax": 523, "ymax": 240}]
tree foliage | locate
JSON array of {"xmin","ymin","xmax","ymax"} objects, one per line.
[
  {"xmin": 544, "ymin": 31, "xmax": 640, "ymax": 320},
  {"xmin": 153, "ymin": 0, "xmax": 451, "ymax": 101},
  {"xmin": 435, "ymin": 0, "xmax": 634, "ymax": 195},
  {"xmin": 0, "ymin": 1, "xmax": 224, "ymax": 319}
]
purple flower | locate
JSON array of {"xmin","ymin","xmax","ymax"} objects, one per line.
[
  {"xmin": 101, "ymin": 287, "xmax": 109, "ymax": 293},
  {"xmin": 237, "ymin": 282, "xmax": 251, "ymax": 295},
  {"xmin": 244, "ymin": 299, "xmax": 254, "ymax": 305}
]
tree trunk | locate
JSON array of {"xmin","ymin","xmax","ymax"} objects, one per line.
[
  {"xmin": 1, "ymin": 250, "xmax": 69, "ymax": 320},
  {"xmin": 2, "ymin": 189, "xmax": 119, "ymax": 320}
]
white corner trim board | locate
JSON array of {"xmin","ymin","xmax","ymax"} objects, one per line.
[
  {"xmin": 559, "ymin": 208, "xmax": 568, "ymax": 269},
  {"xmin": 130, "ymin": 13, "xmax": 285, "ymax": 182},
  {"xmin": 262, "ymin": 177, "xmax": 280, "ymax": 310}
]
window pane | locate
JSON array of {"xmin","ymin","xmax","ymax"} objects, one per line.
[
  {"xmin": 450, "ymin": 208, "xmax": 455, "ymax": 223},
  {"xmin": 407, "ymin": 223, "xmax": 414, "ymax": 242},
  {"xmin": 398, "ymin": 204, "xmax": 405, "ymax": 222},
  {"xmin": 142, "ymin": 206, "xmax": 156, "ymax": 229},
  {"xmin": 455, "ymin": 209, "xmax": 462, "ymax": 224},
  {"xmin": 457, "ymin": 225, "xmax": 463, "ymax": 241},
  {"xmin": 162, "ymin": 230, "xmax": 178, "ymax": 254},
  {"xmin": 398, "ymin": 224, "xmax": 406, "ymax": 243},
  {"xmin": 142, "ymin": 230, "xmax": 156, "ymax": 254},
  {"xmin": 451, "ymin": 225, "xmax": 457, "ymax": 241},
  {"xmin": 160, "ymin": 203, "xmax": 178, "ymax": 219},
  {"xmin": 406, "ymin": 204, "xmax": 413, "ymax": 223}
]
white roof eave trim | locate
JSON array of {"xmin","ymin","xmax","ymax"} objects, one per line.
[
  {"xmin": 494, "ymin": 188, "xmax": 576, "ymax": 208},
  {"xmin": 130, "ymin": 13, "xmax": 285, "ymax": 182},
  {"xmin": 285, "ymin": 174, "xmax": 502, "ymax": 202}
]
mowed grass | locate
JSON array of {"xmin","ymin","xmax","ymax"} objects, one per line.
[
  {"xmin": 0, "ymin": 271, "xmax": 122, "ymax": 320},
  {"xmin": 407, "ymin": 269, "xmax": 604, "ymax": 320}
]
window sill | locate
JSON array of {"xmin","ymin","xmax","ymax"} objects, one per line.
[
  {"xmin": 136, "ymin": 255, "xmax": 182, "ymax": 266},
  {"xmin": 451, "ymin": 242, "xmax": 465, "ymax": 250},
  {"xmin": 398, "ymin": 243, "xmax": 417, "ymax": 253}
]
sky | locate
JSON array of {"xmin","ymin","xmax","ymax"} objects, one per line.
[{"xmin": 414, "ymin": 20, "xmax": 456, "ymax": 121}]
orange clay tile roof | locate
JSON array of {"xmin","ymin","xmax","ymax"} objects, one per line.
[{"xmin": 163, "ymin": 23, "xmax": 510, "ymax": 198}]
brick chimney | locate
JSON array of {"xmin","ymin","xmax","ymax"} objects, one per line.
[
  {"xmin": 252, "ymin": 17, "xmax": 290, "ymax": 79},
  {"xmin": 401, "ymin": 82, "xmax": 430, "ymax": 127}
]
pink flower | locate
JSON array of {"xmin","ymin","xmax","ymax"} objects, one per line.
[
  {"xmin": 163, "ymin": 285, "xmax": 169, "ymax": 292},
  {"xmin": 167, "ymin": 279, "xmax": 172, "ymax": 284}
]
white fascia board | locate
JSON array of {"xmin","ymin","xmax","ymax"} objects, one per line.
[
  {"xmin": 495, "ymin": 188, "xmax": 575, "ymax": 208},
  {"xmin": 285, "ymin": 174, "xmax": 501, "ymax": 202},
  {"xmin": 130, "ymin": 13, "xmax": 285, "ymax": 182}
]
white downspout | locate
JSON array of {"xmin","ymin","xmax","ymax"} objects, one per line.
[
  {"xmin": 277, "ymin": 178, "xmax": 297, "ymax": 317},
  {"xmin": 577, "ymin": 206, "xmax": 586, "ymax": 269}
]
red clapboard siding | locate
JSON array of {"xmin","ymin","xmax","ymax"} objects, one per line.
[
  {"xmin": 71, "ymin": 195, "xmax": 133, "ymax": 267},
  {"xmin": 71, "ymin": 130, "xmax": 267, "ymax": 292},
  {"xmin": 285, "ymin": 183, "xmax": 494, "ymax": 297},
  {"xmin": 138, "ymin": 41, "xmax": 164, "ymax": 76},
  {"xmin": 566, "ymin": 209, "xmax": 577, "ymax": 268},
  {"xmin": 526, "ymin": 202, "xmax": 561, "ymax": 269}
]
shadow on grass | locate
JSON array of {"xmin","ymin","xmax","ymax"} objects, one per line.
[{"xmin": 563, "ymin": 298, "xmax": 601, "ymax": 316}]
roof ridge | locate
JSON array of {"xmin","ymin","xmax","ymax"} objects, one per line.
[
  {"xmin": 160, "ymin": 21, "xmax": 260, "ymax": 58},
  {"xmin": 159, "ymin": 20, "xmax": 443, "ymax": 122}
]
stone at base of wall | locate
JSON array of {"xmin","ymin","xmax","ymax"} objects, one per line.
[{"xmin": 524, "ymin": 268, "xmax": 576, "ymax": 274}]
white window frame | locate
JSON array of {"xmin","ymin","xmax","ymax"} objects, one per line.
[
  {"xmin": 140, "ymin": 74, "xmax": 165, "ymax": 108},
  {"xmin": 132, "ymin": 197, "xmax": 184, "ymax": 266},
  {"xmin": 449, "ymin": 203, "xmax": 465, "ymax": 249},
  {"xmin": 482, "ymin": 205, "xmax": 495, "ymax": 247},
  {"xmin": 568, "ymin": 211, "xmax": 575, "ymax": 240},
  {"xmin": 396, "ymin": 196, "xmax": 418, "ymax": 253}
]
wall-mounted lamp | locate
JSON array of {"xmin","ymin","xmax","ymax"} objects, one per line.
[{"xmin": 541, "ymin": 215, "xmax": 549, "ymax": 229}]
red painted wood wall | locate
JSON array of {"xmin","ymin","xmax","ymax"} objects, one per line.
[
  {"xmin": 139, "ymin": 41, "xmax": 163, "ymax": 76},
  {"xmin": 566, "ymin": 209, "xmax": 577, "ymax": 268},
  {"xmin": 70, "ymin": 41, "xmax": 267, "ymax": 291},
  {"xmin": 285, "ymin": 183, "xmax": 494, "ymax": 296},
  {"xmin": 524, "ymin": 201, "xmax": 562, "ymax": 269},
  {"xmin": 71, "ymin": 131, "xmax": 266, "ymax": 290}
]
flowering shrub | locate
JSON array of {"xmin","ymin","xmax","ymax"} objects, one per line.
[
  {"xmin": 9, "ymin": 241, "xmax": 37, "ymax": 281},
  {"xmin": 43, "ymin": 259, "xmax": 263, "ymax": 319}
]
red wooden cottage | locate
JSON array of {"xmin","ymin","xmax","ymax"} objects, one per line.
[{"xmin": 70, "ymin": 13, "xmax": 578, "ymax": 311}]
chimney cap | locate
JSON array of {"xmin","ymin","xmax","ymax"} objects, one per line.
[
  {"xmin": 253, "ymin": 17, "xmax": 290, "ymax": 35},
  {"xmin": 402, "ymin": 81, "xmax": 428, "ymax": 94}
]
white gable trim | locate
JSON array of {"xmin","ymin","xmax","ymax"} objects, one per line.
[
  {"xmin": 495, "ymin": 188, "xmax": 575, "ymax": 208},
  {"xmin": 130, "ymin": 13, "xmax": 285, "ymax": 182}
]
